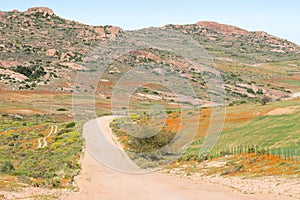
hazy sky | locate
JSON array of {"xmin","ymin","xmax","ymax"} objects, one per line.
[{"xmin": 2, "ymin": 0, "xmax": 300, "ymax": 44}]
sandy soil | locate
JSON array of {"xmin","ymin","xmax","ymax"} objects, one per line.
[
  {"xmin": 0, "ymin": 108, "xmax": 43, "ymax": 115},
  {"xmin": 166, "ymin": 165, "xmax": 300, "ymax": 199},
  {"xmin": 266, "ymin": 106, "xmax": 298, "ymax": 116},
  {"xmin": 0, "ymin": 187, "xmax": 68, "ymax": 199}
]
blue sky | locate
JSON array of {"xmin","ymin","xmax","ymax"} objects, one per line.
[{"xmin": 1, "ymin": 0, "xmax": 300, "ymax": 44}]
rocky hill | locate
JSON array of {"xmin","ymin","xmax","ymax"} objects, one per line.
[
  {"xmin": 0, "ymin": 7, "xmax": 122, "ymax": 90},
  {"xmin": 0, "ymin": 7, "xmax": 299, "ymax": 104},
  {"xmin": 165, "ymin": 21, "xmax": 300, "ymax": 63}
]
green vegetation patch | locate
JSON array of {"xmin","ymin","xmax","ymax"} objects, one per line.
[
  {"xmin": 0, "ymin": 114, "xmax": 83, "ymax": 188},
  {"xmin": 283, "ymin": 80, "xmax": 300, "ymax": 87}
]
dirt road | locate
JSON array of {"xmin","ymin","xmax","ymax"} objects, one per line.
[{"xmin": 67, "ymin": 116, "xmax": 293, "ymax": 200}]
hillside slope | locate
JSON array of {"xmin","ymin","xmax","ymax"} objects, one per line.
[
  {"xmin": 0, "ymin": 7, "xmax": 299, "ymax": 105},
  {"xmin": 165, "ymin": 21, "xmax": 300, "ymax": 63}
]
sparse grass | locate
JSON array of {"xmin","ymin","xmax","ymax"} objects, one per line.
[
  {"xmin": 283, "ymin": 80, "xmax": 300, "ymax": 87},
  {"xmin": 166, "ymin": 153, "xmax": 300, "ymax": 177},
  {"xmin": 181, "ymin": 99, "xmax": 300, "ymax": 161},
  {"xmin": 111, "ymin": 98, "xmax": 300, "ymax": 174},
  {"xmin": 0, "ymin": 113, "xmax": 83, "ymax": 188}
]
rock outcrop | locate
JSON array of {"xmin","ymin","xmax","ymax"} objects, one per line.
[
  {"xmin": 94, "ymin": 27, "xmax": 106, "ymax": 40},
  {"xmin": 0, "ymin": 60, "xmax": 23, "ymax": 68},
  {"xmin": 0, "ymin": 11, "xmax": 6, "ymax": 23},
  {"xmin": 24, "ymin": 7, "xmax": 55, "ymax": 17},
  {"xmin": 46, "ymin": 49, "xmax": 58, "ymax": 57},
  {"xmin": 197, "ymin": 21, "xmax": 249, "ymax": 35},
  {"xmin": 93, "ymin": 26, "xmax": 123, "ymax": 40},
  {"xmin": 61, "ymin": 52, "xmax": 76, "ymax": 61}
]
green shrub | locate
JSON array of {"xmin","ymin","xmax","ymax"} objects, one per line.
[
  {"xmin": 247, "ymin": 88, "xmax": 255, "ymax": 94},
  {"xmin": 11, "ymin": 65, "xmax": 46, "ymax": 79},
  {"xmin": 66, "ymin": 122, "xmax": 75, "ymax": 128},
  {"xmin": 57, "ymin": 108, "xmax": 68, "ymax": 111},
  {"xmin": 0, "ymin": 160, "xmax": 15, "ymax": 174}
]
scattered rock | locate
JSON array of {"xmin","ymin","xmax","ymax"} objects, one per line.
[
  {"xmin": 270, "ymin": 49, "xmax": 285, "ymax": 53},
  {"xmin": 46, "ymin": 49, "xmax": 58, "ymax": 57},
  {"xmin": 0, "ymin": 69, "xmax": 27, "ymax": 81},
  {"xmin": 0, "ymin": 60, "xmax": 22, "ymax": 68},
  {"xmin": 61, "ymin": 52, "xmax": 76, "ymax": 61}
]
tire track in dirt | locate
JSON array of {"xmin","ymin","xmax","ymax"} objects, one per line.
[{"xmin": 36, "ymin": 125, "xmax": 58, "ymax": 149}]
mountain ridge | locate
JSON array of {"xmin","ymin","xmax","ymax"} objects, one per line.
[{"xmin": 2, "ymin": 7, "xmax": 299, "ymax": 46}]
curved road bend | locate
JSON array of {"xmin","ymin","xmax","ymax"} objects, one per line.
[{"xmin": 67, "ymin": 116, "xmax": 293, "ymax": 200}]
